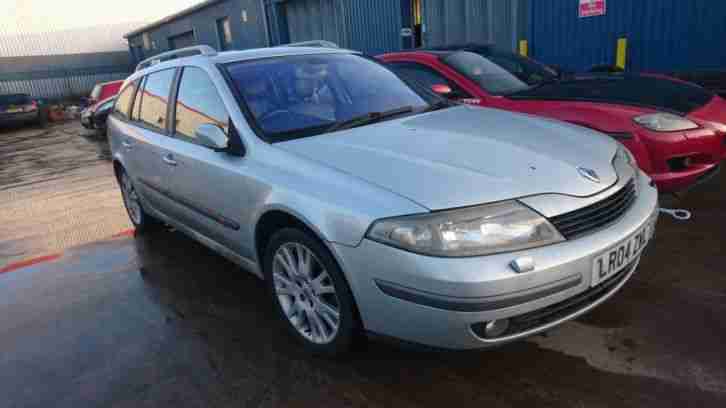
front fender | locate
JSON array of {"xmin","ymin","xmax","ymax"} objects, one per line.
[{"xmin": 245, "ymin": 147, "xmax": 428, "ymax": 250}]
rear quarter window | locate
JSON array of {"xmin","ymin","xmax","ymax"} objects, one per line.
[{"xmin": 113, "ymin": 81, "xmax": 139, "ymax": 119}]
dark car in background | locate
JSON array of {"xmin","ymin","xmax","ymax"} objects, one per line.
[
  {"xmin": 81, "ymin": 96, "xmax": 116, "ymax": 134},
  {"xmin": 0, "ymin": 94, "xmax": 48, "ymax": 127}
]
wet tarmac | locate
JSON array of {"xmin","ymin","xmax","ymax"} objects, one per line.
[
  {"xmin": 1, "ymin": 122, "xmax": 726, "ymax": 407},
  {"xmin": 0, "ymin": 121, "xmax": 131, "ymax": 268}
]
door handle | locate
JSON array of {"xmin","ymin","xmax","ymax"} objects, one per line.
[
  {"xmin": 162, "ymin": 154, "xmax": 178, "ymax": 166},
  {"xmin": 121, "ymin": 140, "xmax": 133, "ymax": 149}
]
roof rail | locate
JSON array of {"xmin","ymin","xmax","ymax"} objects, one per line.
[
  {"xmin": 278, "ymin": 40, "xmax": 339, "ymax": 49},
  {"xmin": 135, "ymin": 45, "xmax": 217, "ymax": 72}
]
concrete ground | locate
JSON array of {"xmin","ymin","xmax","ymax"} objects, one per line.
[{"xmin": 1, "ymin": 121, "xmax": 725, "ymax": 407}]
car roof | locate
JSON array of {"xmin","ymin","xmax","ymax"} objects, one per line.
[
  {"xmin": 212, "ymin": 46, "xmax": 357, "ymax": 64},
  {"xmin": 130, "ymin": 46, "xmax": 358, "ymax": 81},
  {"xmin": 98, "ymin": 80, "xmax": 124, "ymax": 87},
  {"xmin": 424, "ymin": 43, "xmax": 496, "ymax": 52},
  {"xmin": 378, "ymin": 50, "xmax": 450, "ymax": 62},
  {"xmin": 380, "ymin": 43, "xmax": 500, "ymax": 59}
]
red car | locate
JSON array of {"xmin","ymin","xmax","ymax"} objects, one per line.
[
  {"xmin": 379, "ymin": 45, "xmax": 726, "ymax": 193},
  {"xmin": 87, "ymin": 80, "xmax": 123, "ymax": 106}
]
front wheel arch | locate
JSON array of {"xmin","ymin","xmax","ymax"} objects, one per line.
[{"xmin": 254, "ymin": 210, "xmax": 364, "ymax": 332}]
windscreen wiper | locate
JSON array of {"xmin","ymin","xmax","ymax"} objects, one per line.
[
  {"xmin": 419, "ymin": 99, "xmax": 455, "ymax": 113},
  {"xmin": 326, "ymin": 106, "xmax": 414, "ymax": 133}
]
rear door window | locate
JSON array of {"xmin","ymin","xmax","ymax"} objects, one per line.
[
  {"xmin": 137, "ymin": 69, "xmax": 176, "ymax": 132},
  {"xmin": 131, "ymin": 77, "xmax": 145, "ymax": 121}
]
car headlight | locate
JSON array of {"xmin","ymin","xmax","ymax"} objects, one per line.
[
  {"xmin": 615, "ymin": 145, "xmax": 641, "ymax": 195},
  {"xmin": 633, "ymin": 113, "xmax": 698, "ymax": 132},
  {"xmin": 615, "ymin": 145, "xmax": 637, "ymax": 170},
  {"xmin": 366, "ymin": 201, "xmax": 564, "ymax": 257}
]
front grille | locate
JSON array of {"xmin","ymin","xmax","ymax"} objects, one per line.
[
  {"xmin": 550, "ymin": 180, "xmax": 636, "ymax": 239},
  {"xmin": 476, "ymin": 260, "xmax": 636, "ymax": 339}
]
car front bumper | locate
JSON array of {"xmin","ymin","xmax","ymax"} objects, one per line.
[
  {"xmin": 333, "ymin": 171, "xmax": 659, "ymax": 350},
  {"xmin": 632, "ymin": 124, "xmax": 725, "ymax": 193},
  {"xmin": 651, "ymin": 163, "xmax": 721, "ymax": 193}
]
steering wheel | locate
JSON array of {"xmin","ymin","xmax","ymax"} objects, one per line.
[{"xmin": 258, "ymin": 109, "xmax": 291, "ymax": 122}]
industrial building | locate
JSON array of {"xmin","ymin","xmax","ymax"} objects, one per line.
[
  {"xmin": 124, "ymin": 0, "xmax": 528, "ymax": 62},
  {"xmin": 0, "ymin": 23, "xmax": 137, "ymax": 99},
  {"xmin": 125, "ymin": 0, "xmax": 726, "ymax": 75}
]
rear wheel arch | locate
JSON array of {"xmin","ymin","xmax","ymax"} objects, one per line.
[{"xmin": 112, "ymin": 160, "xmax": 125, "ymax": 182}]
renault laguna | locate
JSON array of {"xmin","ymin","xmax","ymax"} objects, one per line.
[{"xmin": 109, "ymin": 45, "xmax": 659, "ymax": 354}]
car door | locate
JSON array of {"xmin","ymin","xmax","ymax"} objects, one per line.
[
  {"xmin": 126, "ymin": 68, "xmax": 179, "ymax": 217},
  {"xmin": 161, "ymin": 66, "xmax": 252, "ymax": 257}
]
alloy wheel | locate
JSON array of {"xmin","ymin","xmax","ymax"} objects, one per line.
[
  {"xmin": 272, "ymin": 242, "xmax": 341, "ymax": 344},
  {"xmin": 120, "ymin": 173, "xmax": 142, "ymax": 225}
]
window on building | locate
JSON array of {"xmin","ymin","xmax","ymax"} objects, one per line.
[
  {"xmin": 131, "ymin": 45, "xmax": 144, "ymax": 63},
  {"xmin": 136, "ymin": 69, "xmax": 176, "ymax": 131},
  {"xmin": 173, "ymin": 67, "xmax": 230, "ymax": 143},
  {"xmin": 143, "ymin": 33, "xmax": 152, "ymax": 50},
  {"xmin": 113, "ymin": 79, "xmax": 139, "ymax": 119},
  {"xmin": 216, "ymin": 17, "xmax": 232, "ymax": 51},
  {"xmin": 169, "ymin": 31, "xmax": 196, "ymax": 50}
]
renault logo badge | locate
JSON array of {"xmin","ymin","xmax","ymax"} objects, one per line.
[{"xmin": 577, "ymin": 167, "xmax": 601, "ymax": 183}]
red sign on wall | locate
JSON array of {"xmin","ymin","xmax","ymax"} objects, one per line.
[{"xmin": 579, "ymin": 0, "xmax": 606, "ymax": 18}]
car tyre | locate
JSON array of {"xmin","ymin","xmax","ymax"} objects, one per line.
[
  {"xmin": 118, "ymin": 169, "xmax": 161, "ymax": 233},
  {"xmin": 264, "ymin": 228, "xmax": 359, "ymax": 356},
  {"xmin": 36, "ymin": 108, "xmax": 48, "ymax": 127}
]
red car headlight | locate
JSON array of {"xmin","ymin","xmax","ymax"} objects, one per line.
[{"xmin": 633, "ymin": 113, "xmax": 698, "ymax": 132}]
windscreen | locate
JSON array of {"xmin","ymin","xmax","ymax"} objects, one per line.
[
  {"xmin": 442, "ymin": 51, "xmax": 531, "ymax": 95},
  {"xmin": 225, "ymin": 53, "xmax": 429, "ymax": 140},
  {"xmin": 0, "ymin": 94, "xmax": 31, "ymax": 106}
]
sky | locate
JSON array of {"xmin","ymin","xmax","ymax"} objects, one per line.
[
  {"xmin": 1, "ymin": 0, "xmax": 203, "ymax": 34},
  {"xmin": 0, "ymin": 0, "xmax": 205, "ymax": 56}
]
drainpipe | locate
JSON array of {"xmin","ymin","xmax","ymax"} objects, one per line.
[{"xmin": 260, "ymin": 0, "xmax": 271, "ymax": 47}]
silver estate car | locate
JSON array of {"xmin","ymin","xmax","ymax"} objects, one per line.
[{"xmin": 109, "ymin": 45, "xmax": 659, "ymax": 354}]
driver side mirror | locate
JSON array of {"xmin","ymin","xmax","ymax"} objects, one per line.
[
  {"xmin": 431, "ymin": 84, "xmax": 453, "ymax": 96},
  {"xmin": 195, "ymin": 123, "xmax": 229, "ymax": 151}
]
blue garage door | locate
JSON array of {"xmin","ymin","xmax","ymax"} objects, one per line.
[
  {"xmin": 282, "ymin": 0, "xmax": 403, "ymax": 55},
  {"xmin": 422, "ymin": 0, "xmax": 530, "ymax": 52},
  {"xmin": 530, "ymin": 0, "xmax": 726, "ymax": 73}
]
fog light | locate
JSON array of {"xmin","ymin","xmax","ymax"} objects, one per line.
[
  {"xmin": 483, "ymin": 319, "xmax": 510, "ymax": 338},
  {"xmin": 667, "ymin": 156, "xmax": 694, "ymax": 172}
]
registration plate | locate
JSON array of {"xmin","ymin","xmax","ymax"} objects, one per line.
[{"xmin": 591, "ymin": 222, "xmax": 653, "ymax": 287}]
